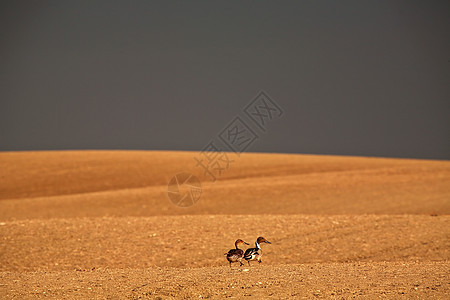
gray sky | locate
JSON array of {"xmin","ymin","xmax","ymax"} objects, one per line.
[{"xmin": 1, "ymin": 1, "xmax": 449, "ymax": 159}]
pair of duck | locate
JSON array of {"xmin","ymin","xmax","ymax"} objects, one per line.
[{"xmin": 225, "ymin": 237, "xmax": 271, "ymax": 267}]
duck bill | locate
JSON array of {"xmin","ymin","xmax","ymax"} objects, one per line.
[
  {"xmin": 265, "ymin": 241, "xmax": 271, "ymax": 244},
  {"xmin": 244, "ymin": 242, "xmax": 250, "ymax": 245}
]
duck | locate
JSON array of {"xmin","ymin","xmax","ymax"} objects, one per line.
[
  {"xmin": 243, "ymin": 236, "xmax": 271, "ymax": 265},
  {"xmin": 225, "ymin": 239, "xmax": 250, "ymax": 267}
]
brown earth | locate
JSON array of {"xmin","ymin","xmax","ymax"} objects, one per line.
[{"xmin": 0, "ymin": 151, "xmax": 449, "ymax": 299}]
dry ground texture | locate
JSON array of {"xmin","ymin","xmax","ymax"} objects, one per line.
[{"xmin": 0, "ymin": 151, "xmax": 449, "ymax": 299}]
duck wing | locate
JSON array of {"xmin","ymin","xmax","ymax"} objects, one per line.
[
  {"xmin": 243, "ymin": 247, "xmax": 260, "ymax": 260},
  {"xmin": 226, "ymin": 248, "xmax": 244, "ymax": 261},
  {"xmin": 226, "ymin": 248, "xmax": 243, "ymax": 257}
]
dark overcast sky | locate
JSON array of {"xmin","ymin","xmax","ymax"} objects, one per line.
[{"xmin": 1, "ymin": 1, "xmax": 449, "ymax": 159}]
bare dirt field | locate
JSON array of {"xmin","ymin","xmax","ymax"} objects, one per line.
[{"xmin": 0, "ymin": 151, "xmax": 449, "ymax": 299}]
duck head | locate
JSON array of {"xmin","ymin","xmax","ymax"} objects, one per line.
[
  {"xmin": 235, "ymin": 239, "xmax": 250, "ymax": 248},
  {"xmin": 256, "ymin": 236, "xmax": 271, "ymax": 245}
]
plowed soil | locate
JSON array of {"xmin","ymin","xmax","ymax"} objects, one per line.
[{"xmin": 0, "ymin": 151, "xmax": 449, "ymax": 299}]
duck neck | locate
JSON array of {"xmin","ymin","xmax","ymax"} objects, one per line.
[{"xmin": 255, "ymin": 240, "xmax": 261, "ymax": 250}]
